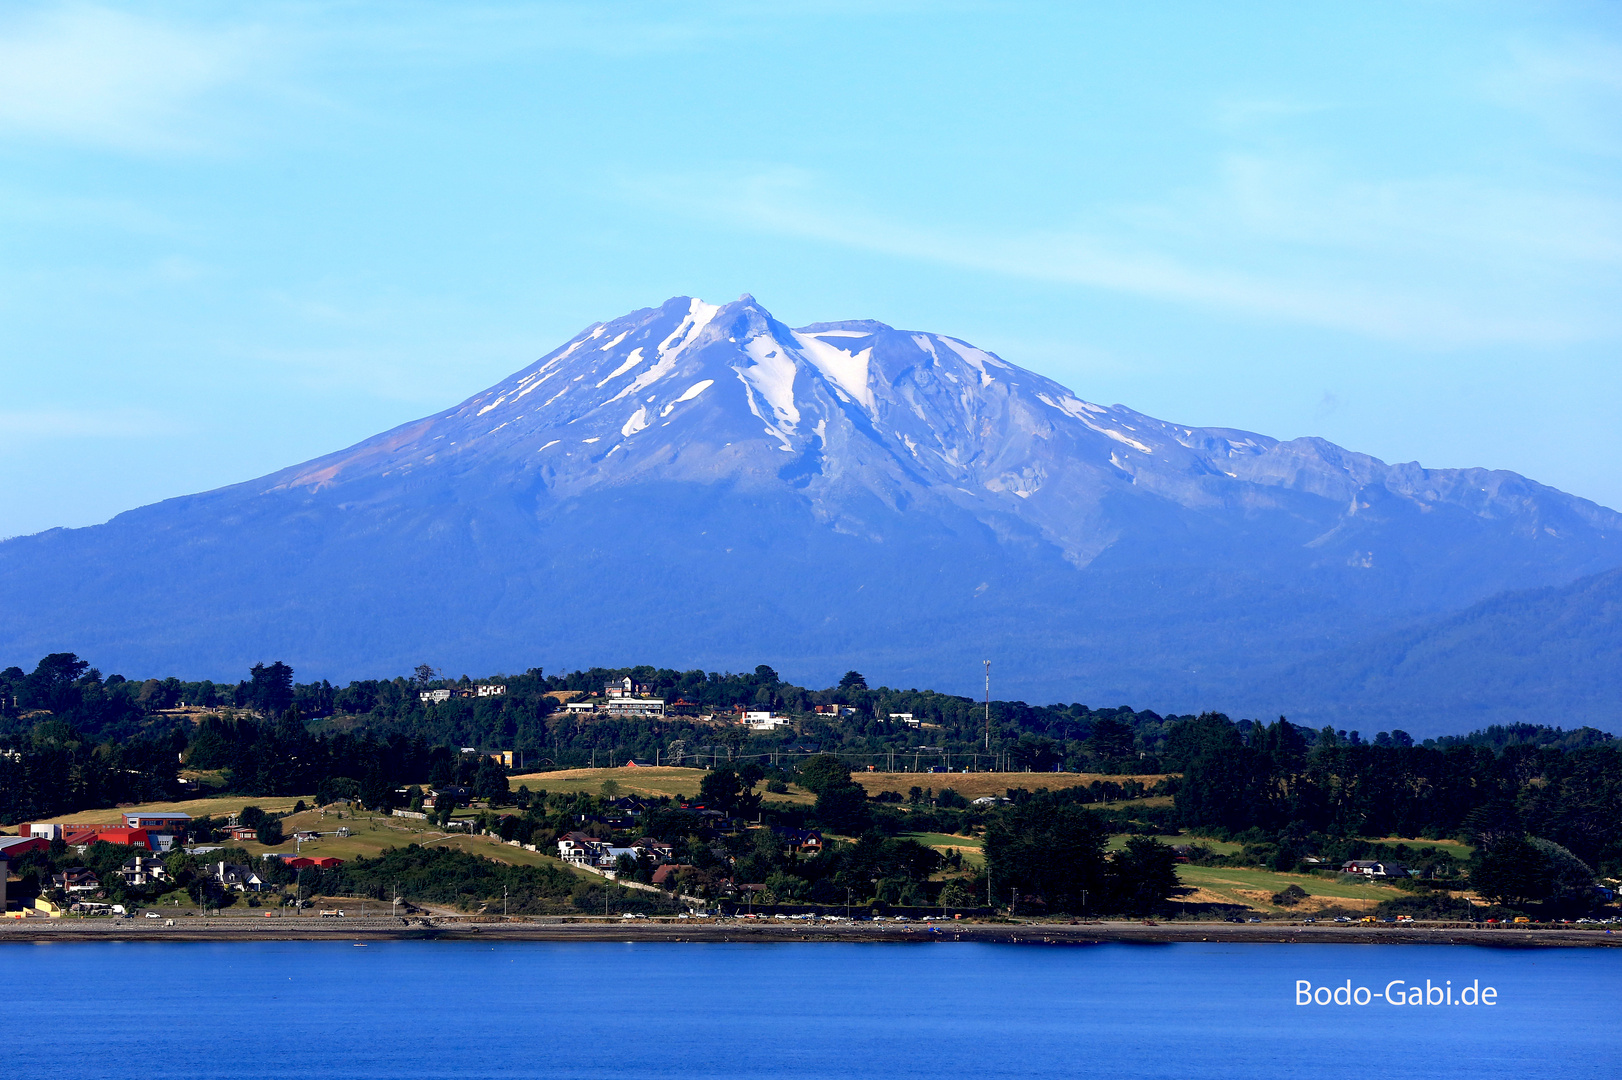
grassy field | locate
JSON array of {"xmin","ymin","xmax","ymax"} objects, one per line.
[
  {"xmin": 10, "ymin": 792, "xmax": 591, "ymax": 878},
  {"xmin": 851, "ymin": 771, "xmax": 1172, "ymax": 800},
  {"xmin": 1176, "ymin": 864, "xmax": 1399, "ymax": 914},
  {"xmin": 507, "ymin": 766, "xmax": 708, "ymax": 800},
  {"xmin": 902, "ymin": 831, "xmax": 984, "ymax": 867},
  {"xmin": 12, "ymin": 793, "xmax": 315, "ymax": 828},
  {"xmin": 219, "ymin": 806, "xmax": 593, "ymax": 875},
  {"xmin": 1370, "ymin": 836, "xmax": 1475, "ymax": 857}
]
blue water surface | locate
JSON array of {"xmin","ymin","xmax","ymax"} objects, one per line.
[{"xmin": 8, "ymin": 941, "xmax": 1620, "ymax": 1079}]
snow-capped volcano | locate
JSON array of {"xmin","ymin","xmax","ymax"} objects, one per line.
[
  {"xmin": 3, "ymin": 294, "xmax": 1620, "ymax": 732},
  {"xmin": 263, "ymin": 294, "xmax": 1618, "ymax": 576}
]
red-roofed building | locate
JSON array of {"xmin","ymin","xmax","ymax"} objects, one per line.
[
  {"xmin": 91, "ymin": 828, "xmax": 153, "ymax": 851},
  {"xmin": 0, "ymin": 835, "xmax": 49, "ymax": 859},
  {"xmin": 651, "ymin": 864, "xmax": 693, "ymax": 887}
]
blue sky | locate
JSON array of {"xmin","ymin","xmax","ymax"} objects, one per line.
[{"xmin": 2, "ymin": 1, "xmax": 1620, "ymax": 537}]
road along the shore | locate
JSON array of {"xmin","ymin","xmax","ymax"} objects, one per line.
[{"xmin": 3, "ymin": 918, "xmax": 1618, "ymax": 947}]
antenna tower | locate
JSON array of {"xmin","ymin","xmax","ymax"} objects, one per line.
[{"xmin": 983, "ymin": 660, "xmax": 991, "ymax": 753}]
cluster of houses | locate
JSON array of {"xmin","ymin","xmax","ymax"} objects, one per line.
[
  {"xmin": 563, "ymin": 678, "xmax": 674, "ymax": 718},
  {"xmin": 16, "ymin": 812, "xmax": 195, "ymax": 854},
  {"xmin": 557, "ymin": 833, "xmax": 676, "ymax": 875},
  {"xmin": 420, "ymin": 683, "xmax": 507, "ymax": 705},
  {"xmin": 555, "ymin": 798, "xmax": 825, "ymax": 892},
  {"xmin": 1, "ymin": 810, "xmax": 351, "ymax": 918},
  {"xmin": 557, "ymin": 681, "xmax": 924, "ymax": 731}
]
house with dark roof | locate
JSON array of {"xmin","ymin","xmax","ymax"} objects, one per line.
[
  {"xmin": 1341, "ymin": 860, "xmax": 1408, "ymax": 878},
  {"xmin": 118, "ymin": 855, "xmax": 168, "ymax": 887},
  {"xmin": 770, "ymin": 827, "xmax": 824, "ymax": 854},
  {"xmin": 51, "ymin": 868, "xmax": 102, "ymax": 894}
]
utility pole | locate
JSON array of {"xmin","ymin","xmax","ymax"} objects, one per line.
[{"xmin": 983, "ymin": 660, "xmax": 991, "ymax": 751}]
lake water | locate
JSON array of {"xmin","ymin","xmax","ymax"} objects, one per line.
[{"xmin": 8, "ymin": 941, "xmax": 1620, "ymax": 1078}]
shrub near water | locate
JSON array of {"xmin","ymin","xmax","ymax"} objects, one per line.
[{"xmin": 306, "ymin": 845, "xmax": 586, "ymax": 914}]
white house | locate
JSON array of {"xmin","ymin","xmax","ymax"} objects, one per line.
[
  {"xmin": 419, "ymin": 689, "xmax": 452, "ymax": 704},
  {"xmin": 557, "ymin": 832, "xmax": 612, "ymax": 866},
  {"xmin": 889, "ymin": 713, "xmax": 919, "ymax": 726},
  {"xmin": 564, "ymin": 700, "xmax": 598, "ymax": 714},
  {"xmin": 118, "ymin": 856, "xmax": 168, "ymax": 887},
  {"xmin": 604, "ymin": 676, "xmax": 649, "ymax": 698},
  {"xmin": 476, "ymin": 684, "xmax": 506, "ymax": 697},
  {"xmin": 745, "ymin": 711, "xmax": 789, "ymax": 730}
]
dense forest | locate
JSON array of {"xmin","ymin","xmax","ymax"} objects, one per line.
[{"xmin": 3, "ymin": 652, "xmax": 1618, "ymax": 917}]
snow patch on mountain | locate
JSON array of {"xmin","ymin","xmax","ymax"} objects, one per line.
[
  {"xmin": 662, "ymin": 379, "xmax": 714, "ymax": 417},
  {"xmin": 621, "ymin": 406, "xmax": 650, "ymax": 437},
  {"xmin": 795, "ymin": 331, "xmax": 875, "ymax": 411},
  {"xmin": 598, "ymin": 347, "xmax": 645, "ymax": 387},
  {"xmin": 738, "ymin": 333, "xmax": 800, "ymax": 431}
]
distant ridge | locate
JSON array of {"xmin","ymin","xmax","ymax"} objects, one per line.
[{"xmin": 2, "ymin": 294, "xmax": 1619, "ymax": 738}]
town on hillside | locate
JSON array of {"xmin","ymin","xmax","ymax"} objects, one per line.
[{"xmin": 3, "ymin": 657, "xmax": 1620, "ymax": 926}]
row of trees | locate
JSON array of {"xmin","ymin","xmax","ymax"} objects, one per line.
[{"xmin": 1169, "ymin": 712, "xmax": 1622, "ymax": 873}]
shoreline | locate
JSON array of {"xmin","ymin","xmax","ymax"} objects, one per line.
[{"xmin": 4, "ymin": 918, "xmax": 1619, "ymax": 947}]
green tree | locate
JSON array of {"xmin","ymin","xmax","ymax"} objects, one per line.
[
  {"xmin": 1469, "ymin": 835, "xmax": 1552, "ymax": 906},
  {"xmin": 1108, "ymin": 836, "xmax": 1181, "ymax": 914},
  {"xmin": 360, "ymin": 767, "xmax": 394, "ymax": 812},
  {"xmin": 699, "ymin": 765, "xmax": 763, "ymax": 817},
  {"xmin": 939, "ymin": 879, "xmax": 975, "ymax": 911},
  {"xmin": 812, "ymin": 783, "xmax": 871, "ymax": 834},
  {"xmin": 247, "ymin": 662, "xmax": 295, "ymax": 716},
  {"xmin": 984, "ymin": 798, "xmax": 1109, "ymax": 913},
  {"xmin": 474, "ymin": 756, "xmax": 510, "ymax": 805},
  {"xmin": 1087, "ymin": 716, "xmax": 1136, "ymax": 760},
  {"xmin": 799, "ymin": 755, "xmax": 852, "ymax": 796},
  {"xmin": 257, "ymin": 819, "xmax": 284, "ymax": 847}
]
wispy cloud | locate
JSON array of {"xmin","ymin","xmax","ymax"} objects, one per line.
[
  {"xmin": 0, "ymin": 3, "xmax": 267, "ymax": 153},
  {"xmin": 1483, "ymin": 36, "xmax": 1622, "ymax": 158},
  {"xmin": 0, "ymin": 407, "xmax": 191, "ymax": 441},
  {"xmin": 622, "ymin": 157, "xmax": 1622, "ymax": 347}
]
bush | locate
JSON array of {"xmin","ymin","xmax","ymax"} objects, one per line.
[{"xmin": 1271, "ymin": 884, "xmax": 1309, "ymax": 906}]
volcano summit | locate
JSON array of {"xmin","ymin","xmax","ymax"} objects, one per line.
[{"xmin": 4, "ymin": 295, "xmax": 1619, "ymax": 734}]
